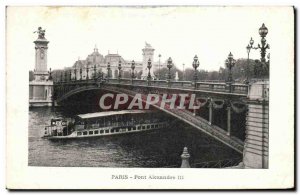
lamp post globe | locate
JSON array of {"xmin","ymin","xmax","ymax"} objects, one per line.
[
  {"xmin": 246, "ymin": 44, "xmax": 251, "ymax": 54},
  {"xmin": 259, "ymin": 23, "xmax": 268, "ymax": 38},
  {"xmin": 228, "ymin": 52, "xmax": 233, "ymax": 61},
  {"xmin": 193, "ymin": 55, "xmax": 199, "ymax": 68},
  {"xmin": 250, "ymin": 37, "xmax": 254, "ymax": 47},
  {"xmin": 245, "ymin": 43, "xmax": 252, "ymax": 84}
]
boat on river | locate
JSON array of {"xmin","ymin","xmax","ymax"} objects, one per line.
[{"xmin": 42, "ymin": 110, "xmax": 169, "ymax": 140}]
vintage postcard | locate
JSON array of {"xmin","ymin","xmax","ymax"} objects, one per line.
[{"xmin": 6, "ymin": 6, "xmax": 294, "ymax": 189}]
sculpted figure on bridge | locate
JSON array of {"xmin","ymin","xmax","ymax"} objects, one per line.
[
  {"xmin": 34, "ymin": 27, "xmax": 46, "ymax": 39},
  {"xmin": 145, "ymin": 41, "xmax": 152, "ymax": 48}
]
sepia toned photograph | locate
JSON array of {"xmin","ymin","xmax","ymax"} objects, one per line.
[{"xmin": 6, "ymin": 5, "xmax": 294, "ymax": 189}]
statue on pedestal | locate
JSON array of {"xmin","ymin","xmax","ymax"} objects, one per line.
[
  {"xmin": 34, "ymin": 27, "xmax": 46, "ymax": 39},
  {"xmin": 145, "ymin": 41, "xmax": 152, "ymax": 48}
]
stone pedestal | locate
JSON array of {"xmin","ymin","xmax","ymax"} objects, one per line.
[
  {"xmin": 29, "ymin": 80, "xmax": 53, "ymax": 107},
  {"xmin": 243, "ymin": 80, "xmax": 269, "ymax": 168},
  {"xmin": 29, "ymin": 27, "xmax": 53, "ymax": 107},
  {"xmin": 141, "ymin": 43, "xmax": 155, "ymax": 79},
  {"xmin": 180, "ymin": 147, "xmax": 191, "ymax": 168}
]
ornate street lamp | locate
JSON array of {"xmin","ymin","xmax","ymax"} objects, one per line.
[
  {"xmin": 86, "ymin": 65, "xmax": 89, "ymax": 80},
  {"xmin": 147, "ymin": 58, "xmax": 152, "ymax": 84},
  {"xmin": 167, "ymin": 57, "xmax": 173, "ymax": 87},
  {"xmin": 246, "ymin": 42, "xmax": 252, "ymax": 83},
  {"xmin": 48, "ymin": 68, "xmax": 52, "ymax": 80},
  {"xmin": 74, "ymin": 65, "xmax": 77, "ymax": 81},
  {"xmin": 69, "ymin": 70, "xmax": 72, "ymax": 81},
  {"xmin": 247, "ymin": 23, "xmax": 270, "ymax": 78},
  {"xmin": 79, "ymin": 67, "xmax": 82, "ymax": 80},
  {"xmin": 131, "ymin": 60, "xmax": 135, "ymax": 83},
  {"xmin": 107, "ymin": 62, "xmax": 111, "ymax": 79},
  {"xmin": 225, "ymin": 52, "xmax": 236, "ymax": 92},
  {"xmin": 94, "ymin": 64, "xmax": 97, "ymax": 80},
  {"xmin": 158, "ymin": 54, "xmax": 161, "ymax": 80},
  {"xmin": 258, "ymin": 23, "xmax": 270, "ymax": 63},
  {"xmin": 192, "ymin": 55, "xmax": 200, "ymax": 89},
  {"xmin": 182, "ymin": 63, "xmax": 185, "ymax": 81},
  {"xmin": 118, "ymin": 59, "xmax": 122, "ymax": 81},
  {"xmin": 60, "ymin": 72, "xmax": 63, "ymax": 82}
]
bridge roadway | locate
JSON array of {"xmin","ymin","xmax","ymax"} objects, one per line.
[{"xmin": 54, "ymin": 78, "xmax": 247, "ymax": 153}]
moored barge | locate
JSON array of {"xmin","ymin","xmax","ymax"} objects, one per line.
[{"xmin": 42, "ymin": 110, "xmax": 169, "ymax": 139}]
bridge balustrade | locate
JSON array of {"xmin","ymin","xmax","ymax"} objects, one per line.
[
  {"xmin": 132, "ymin": 79, "xmax": 147, "ymax": 86},
  {"xmin": 54, "ymin": 78, "xmax": 248, "ymax": 107},
  {"xmin": 152, "ymin": 80, "xmax": 168, "ymax": 87},
  {"xmin": 232, "ymin": 84, "xmax": 248, "ymax": 94},
  {"xmin": 169, "ymin": 81, "xmax": 190, "ymax": 88},
  {"xmin": 119, "ymin": 78, "xmax": 132, "ymax": 85}
]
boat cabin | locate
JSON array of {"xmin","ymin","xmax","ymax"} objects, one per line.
[{"xmin": 73, "ymin": 110, "xmax": 159, "ymax": 131}]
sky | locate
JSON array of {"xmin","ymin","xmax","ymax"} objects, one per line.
[{"xmin": 6, "ymin": 6, "xmax": 279, "ymax": 71}]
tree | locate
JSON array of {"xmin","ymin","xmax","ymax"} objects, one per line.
[{"xmin": 154, "ymin": 67, "xmax": 184, "ymax": 80}]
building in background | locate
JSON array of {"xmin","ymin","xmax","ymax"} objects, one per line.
[{"xmin": 64, "ymin": 42, "xmax": 166, "ymax": 80}]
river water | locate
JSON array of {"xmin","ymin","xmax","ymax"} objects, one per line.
[{"xmin": 29, "ymin": 107, "xmax": 241, "ymax": 167}]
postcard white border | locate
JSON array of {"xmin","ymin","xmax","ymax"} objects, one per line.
[{"xmin": 5, "ymin": 5, "xmax": 294, "ymax": 189}]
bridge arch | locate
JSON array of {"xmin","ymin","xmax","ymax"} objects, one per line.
[
  {"xmin": 101, "ymin": 85, "xmax": 244, "ymax": 153},
  {"xmin": 54, "ymin": 82, "xmax": 244, "ymax": 153},
  {"xmin": 55, "ymin": 85, "xmax": 103, "ymax": 104}
]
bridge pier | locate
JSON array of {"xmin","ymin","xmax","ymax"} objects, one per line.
[{"xmin": 242, "ymin": 80, "xmax": 269, "ymax": 168}]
